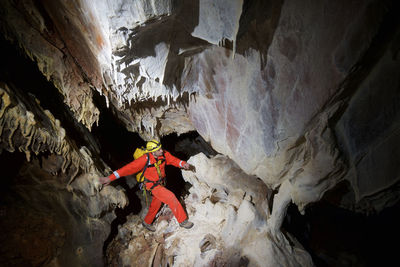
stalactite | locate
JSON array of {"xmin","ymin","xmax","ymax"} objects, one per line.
[{"xmin": 0, "ymin": 85, "xmax": 103, "ymax": 187}]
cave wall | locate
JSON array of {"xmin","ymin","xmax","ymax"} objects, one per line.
[
  {"xmin": 0, "ymin": 82, "xmax": 127, "ymax": 266},
  {"xmin": 335, "ymin": 24, "xmax": 400, "ymax": 212},
  {"xmin": 0, "ymin": 0, "xmax": 400, "ymax": 266},
  {"xmin": 185, "ymin": 0, "xmax": 383, "ymax": 177},
  {"xmin": 0, "ymin": 0, "xmax": 102, "ymax": 130},
  {"xmin": 2, "ymin": 0, "xmax": 397, "ymax": 211}
]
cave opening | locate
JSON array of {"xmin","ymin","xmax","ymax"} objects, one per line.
[{"xmin": 283, "ymin": 183, "xmax": 400, "ymax": 267}]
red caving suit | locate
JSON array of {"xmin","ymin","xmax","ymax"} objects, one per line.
[{"xmin": 108, "ymin": 151, "xmax": 188, "ymax": 224}]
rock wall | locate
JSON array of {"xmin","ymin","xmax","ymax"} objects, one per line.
[
  {"xmin": 335, "ymin": 25, "xmax": 400, "ymax": 213},
  {"xmin": 0, "ymin": 83, "xmax": 127, "ymax": 266},
  {"xmin": 0, "ymin": 0, "xmax": 399, "ymax": 266},
  {"xmin": 0, "ymin": 0, "xmax": 102, "ymax": 130}
]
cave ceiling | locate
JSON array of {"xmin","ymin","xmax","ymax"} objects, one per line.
[{"xmin": 0, "ymin": 0, "xmax": 400, "ymax": 266}]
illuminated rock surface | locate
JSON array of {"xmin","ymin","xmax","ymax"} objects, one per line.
[{"xmin": 0, "ymin": 0, "xmax": 399, "ymax": 266}]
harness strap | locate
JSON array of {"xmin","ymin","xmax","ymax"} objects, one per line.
[
  {"xmin": 148, "ymin": 158, "xmax": 165, "ymax": 167},
  {"xmin": 142, "ymin": 153, "xmax": 166, "ymax": 191},
  {"xmin": 138, "ymin": 153, "xmax": 150, "ymax": 182},
  {"xmin": 143, "ymin": 177, "xmax": 165, "ymax": 190},
  {"xmin": 154, "ymin": 159, "xmax": 163, "ymax": 178}
]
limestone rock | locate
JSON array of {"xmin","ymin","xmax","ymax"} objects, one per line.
[{"xmin": 1, "ymin": 0, "xmax": 399, "ymax": 266}]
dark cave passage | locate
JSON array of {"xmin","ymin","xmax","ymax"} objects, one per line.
[
  {"xmin": 283, "ymin": 187, "xmax": 400, "ymax": 267},
  {"xmin": 0, "ymin": 150, "xmax": 82, "ymax": 266}
]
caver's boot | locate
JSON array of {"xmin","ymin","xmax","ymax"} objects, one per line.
[
  {"xmin": 179, "ymin": 219, "xmax": 194, "ymax": 229},
  {"xmin": 142, "ymin": 221, "xmax": 156, "ymax": 232}
]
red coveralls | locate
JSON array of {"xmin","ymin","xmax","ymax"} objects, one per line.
[{"xmin": 108, "ymin": 151, "xmax": 188, "ymax": 224}]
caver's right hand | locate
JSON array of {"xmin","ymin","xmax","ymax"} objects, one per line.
[{"xmin": 99, "ymin": 176, "xmax": 111, "ymax": 186}]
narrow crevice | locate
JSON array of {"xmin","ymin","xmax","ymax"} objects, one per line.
[{"xmin": 0, "ymin": 151, "xmax": 26, "ymax": 199}]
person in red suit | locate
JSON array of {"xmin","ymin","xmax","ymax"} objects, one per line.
[{"xmin": 99, "ymin": 139, "xmax": 194, "ymax": 232}]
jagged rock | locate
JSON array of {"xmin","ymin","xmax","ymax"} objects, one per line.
[
  {"xmin": 1, "ymin": 0, "xmax": 399, "ymax": 266},
  {"xmin": 0, "ymin": 82, "xmax": 127, "ymax": 266},
  {"xmin": 191, "ymin": 0, "xmax": 243, "ymax": 48},
  {"xmin": 0, "ymin": 83, "xmax": 101, "ymax": 181},
  {"xmin": 0, "ymin": 0, "xmax": 101, "ymax": 130}
]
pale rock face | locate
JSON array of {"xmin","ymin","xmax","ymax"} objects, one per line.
[
  {"xmin": 104, "ymin": 0, "xmax": 173, "ymax": 51},
  {"xmin": 186, "ymin": 0, "xmax": 378, "ymax": 177},
  {"xmin": 192, "ymin": 0, "xmax": 243, "ymax": 48},
  {"xmin": 159, "ymin": 108, "xmax": 195, "ymax": 137},
  {"xmin": 112, "ymin": 42, "xmax": 173, "ymax": 107},
  {"xmin": 117, "ymin": 105, "xmax": 195, "ymax": 140},
  {"xmin": 183, "ymin": 0, "xmax": 383, "ymax": 214},
  {"xmin": 185, "ymin": 46, "xmax": 347, "ymax": 212},
  {"xmin": 185, "ymin": 47, "xmax": 270, "ymax": 177}
]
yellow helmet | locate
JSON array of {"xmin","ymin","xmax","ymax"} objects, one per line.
[{"xmin": 146, "ymin": 139, "xmax": 162, "ymax": 152}]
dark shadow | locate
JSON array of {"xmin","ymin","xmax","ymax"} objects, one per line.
[
  {"xmin": 102, "ymin": 178, "xmax": 142, "ymax": 255},
  {"xmin": 0, "ymin": 151, "xmax": 26, "ymax": 201},
  {"xmin": 326, "ymin": 0, "xmax": 400, "ymax": 127},
  {"xmin": 236, "ymin": 0, "xmax": 284, "ymax": 61},
  {"xmin": 91, "ymin": 89, "xmax": 146, "ymax": 170},
  {"xmin": 283, "ymin": 196, "xmax": 400, "ymax": 267},
  {"xmin": 92, "ymin": 91, "xmax": 148, "ymax": 257},
  {"xmin": 161, "ymin": 131, "xmax": 217, "ymax": 205}
]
